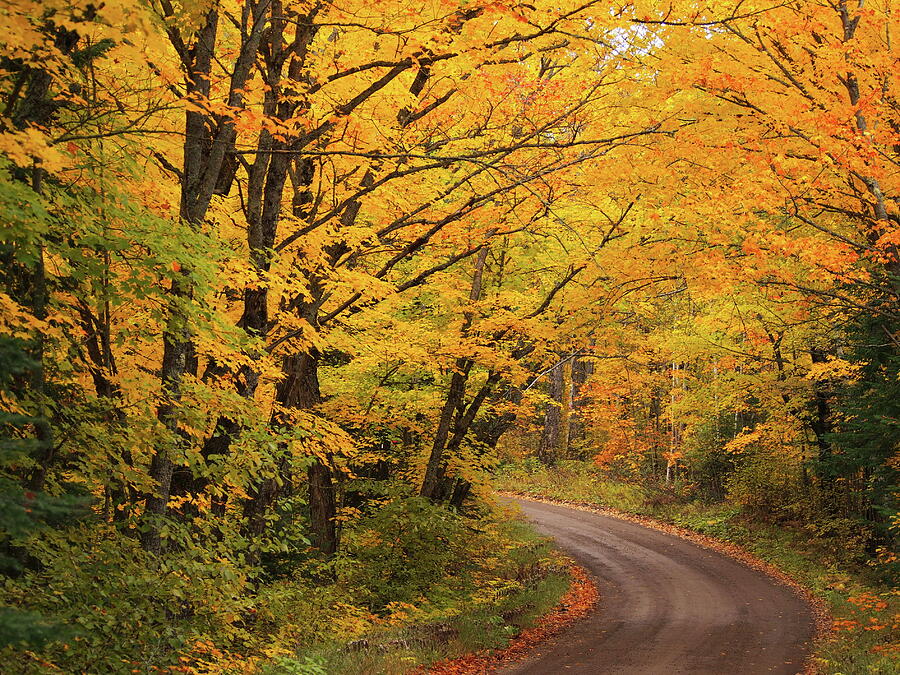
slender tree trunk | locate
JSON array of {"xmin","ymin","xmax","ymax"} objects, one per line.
[
  {"xmin": 809, "ymin": 347, "xmax": 835, "ymax": 500},
  {"xmin": 560, "ymin": 359, "xmax": 573, "ymax": 458},
  {"xmin": 666, "ymin": 361, "xmax": 679, "ymax": 484},
  {"xmin": 421, "ymin": 248, "xmax": 489, "ymax": 500},
  {"xmin": 26, "ymin": 178, "xmax": 54, "ymax": 492},
  {"xmin": 538, "ymin": 361, "xmax": 564, "ymax": 465},
  {"xmin": 5, "ymin": 18, "xmax": 85, "ymax": 493},
  {"xmin": 421, "ymin": 363, "xmax": 473, "ymax": 500},
  {"xmin": 141, "ymin": 9, "xmax": 219, "ymax": 555},
  {"xmin": 568, "ymin": 356, "xmax": 590, "ymax": 449}
]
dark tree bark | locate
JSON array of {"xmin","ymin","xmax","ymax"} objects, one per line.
[
  {"xmin": 538, "ymin": 361, "xmax": 565, "ymax": 465},
  {"xmin": 143, "ymin": 2, "xmax": 269, "ymax": 554},
  {"xmin": 471, "ymin": 387, "xmax": 522, "ymax": 451},
  {"xmin": 809, "ymin": 347, "xmax": 834, "ymax": 485},
  {"xmin": 307, "ymin": 458, "xmax": 338, "ymax": 554},
  {"xmin": 264, "ymin": 307, "xmax": 338, "ymax": 554},
  {"xmin": 143, "ymin": 7, "xmax": 221, "ymax": 555},
  {"xmin": 421, "ymin": 248, "xmax": 490, "ymax": 500}
]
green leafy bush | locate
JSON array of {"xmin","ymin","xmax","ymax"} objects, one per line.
[
  {"xmin": 1, "ymin": 525, "xmax": 252, "ymax": 673},
  {"xmin": 339, "ymin": 496, "xmax": 466, "ymax": 610}
]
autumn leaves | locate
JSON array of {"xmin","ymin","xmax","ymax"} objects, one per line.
[{"xmin": 2, "ymin": 0, "xmax": 898, "ymax": 645}]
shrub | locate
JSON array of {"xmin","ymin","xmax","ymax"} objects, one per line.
[{"xmin": 339, "ymin": 497, "xmax": 467, "ymax": 611}]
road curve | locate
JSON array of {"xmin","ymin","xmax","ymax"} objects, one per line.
[{"xmin": 502, "ymin": 498, "xmax": 814, "ymax": 675}]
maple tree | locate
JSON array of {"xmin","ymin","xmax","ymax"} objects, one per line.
[{"xmin": 0, "ymin": 0, "xmax": 897, "ymax": 671}]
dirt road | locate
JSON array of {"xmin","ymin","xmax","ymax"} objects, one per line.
[{"xmin": 502, "ymin": 498, "xmax": 815, "ymax": 675}]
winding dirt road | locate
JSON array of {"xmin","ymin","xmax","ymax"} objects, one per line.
[{"xmin": 502, "ymin": 498, "xmax": 815, "ymax": 675}]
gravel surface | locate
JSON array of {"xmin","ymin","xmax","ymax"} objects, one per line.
[{"xmin": 500, "ymin": 497, "xmax": 816, "ymax": 675}]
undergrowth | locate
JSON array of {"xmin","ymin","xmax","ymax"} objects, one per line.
[
  {"xmin": 494, "ymin": 459, "xmax": 899, "ymax": 675},
  {"xmin": 267, "ymin": 572, "xmax": 569, "ymax": 674},
  {"xmin": 256, "ymin": 500, "xmax": 570, "ymax": 674},
  {"xmin": 1, "ymin": 494, "xmax": 569, "ymax": 674}
]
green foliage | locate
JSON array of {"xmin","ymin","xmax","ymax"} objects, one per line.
[
  {"xmin": 828, "ymin": 295, "xmax": 900, "ymax": 540},
  {"xmin": 1, "ymin": 523, "xmax": 254, "ymax": 672},
  {"xmin": 0, "ymin": 336, "xmax": 85, "ymax": 650},
  {"xmin": 262, "ymin": 655, "xmax": 331, "ymax": 675},
  {"xmin": 0, "ymin": 607, "xmax": 62, "ymax": 651},
  {"xmin": 339, "ymin": 496, "xmax": 466, "ymax": 610},
  {"xmin": 0, "ymin": 172, "xmax": 50, "ymax": 265}
]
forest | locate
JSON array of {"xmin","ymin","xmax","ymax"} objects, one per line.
[{"xmin": 0, "ymin": 0, "xmax": 897, "ymax": 673}]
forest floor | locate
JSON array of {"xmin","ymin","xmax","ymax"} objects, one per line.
[
  {"xmin": 271, "ymin": 511, "xmax": 577, "ymax": 675},
  {"xmin": 420, "ymin": 560, "xmax": 597, "ymax": 675}
]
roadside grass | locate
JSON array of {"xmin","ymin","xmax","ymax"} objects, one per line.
[
  {"xmin": 494, "ymin": 459, "xmax": 900, "ymax": 675},
  {"xmin": 260, "ymin": 517, "xmax": 571, "ymax": 675},
  {"xmin": 494, "ymin": 457, "xmax": 649, "ymax": 511},
  {"xmin": 271, "ymin": 574, "xmax": 569, "ymax": 675}
]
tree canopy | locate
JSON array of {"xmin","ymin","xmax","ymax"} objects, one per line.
[{"xmin": 1, "ymin": 0, "xmax": 897, "ymax": 671}]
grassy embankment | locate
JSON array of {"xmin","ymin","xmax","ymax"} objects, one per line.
[
  {"xmin": 494, "ymin": 459, "xmax": 899, "ymax": 675},
  {"xmin": 262, "ymin": 500, "xmax": 571, "ymax": 675}
]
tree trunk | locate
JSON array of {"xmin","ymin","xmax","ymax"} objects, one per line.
[
  {"xmin": 5, "ymin": 17, "xmax": 85, "ymax": 494},
  {"xmin": 308, "ymin": 459, "xmax": 338, "ymax": 554},
  {"xmin": 421, "ymin": 247, "xmax": 489, "ymax": 499},
  {"xmin": 25, "ymin": 211, "xmax": 54, "ymax": 493},
  {"xmin": 471, "ymin": 386, "xmax": 522, "ymax": 451},
  {"xmin": 559, "ymin": 359, "xmax": 573, "ymax": 459},
  {"xmin": 421, "ymin": 363, "xmax": 473, "ymax": 500},
  {"xmin": 143, "ymin": 3, "xmax": 268, "ymax": 553},
  {"xmin": 538, "ymin": 361, "xmax": 564, "ymax": 465},
  {"xmin": 809, "ymin": 348, "xmax": 835, "ymax": 490}
]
